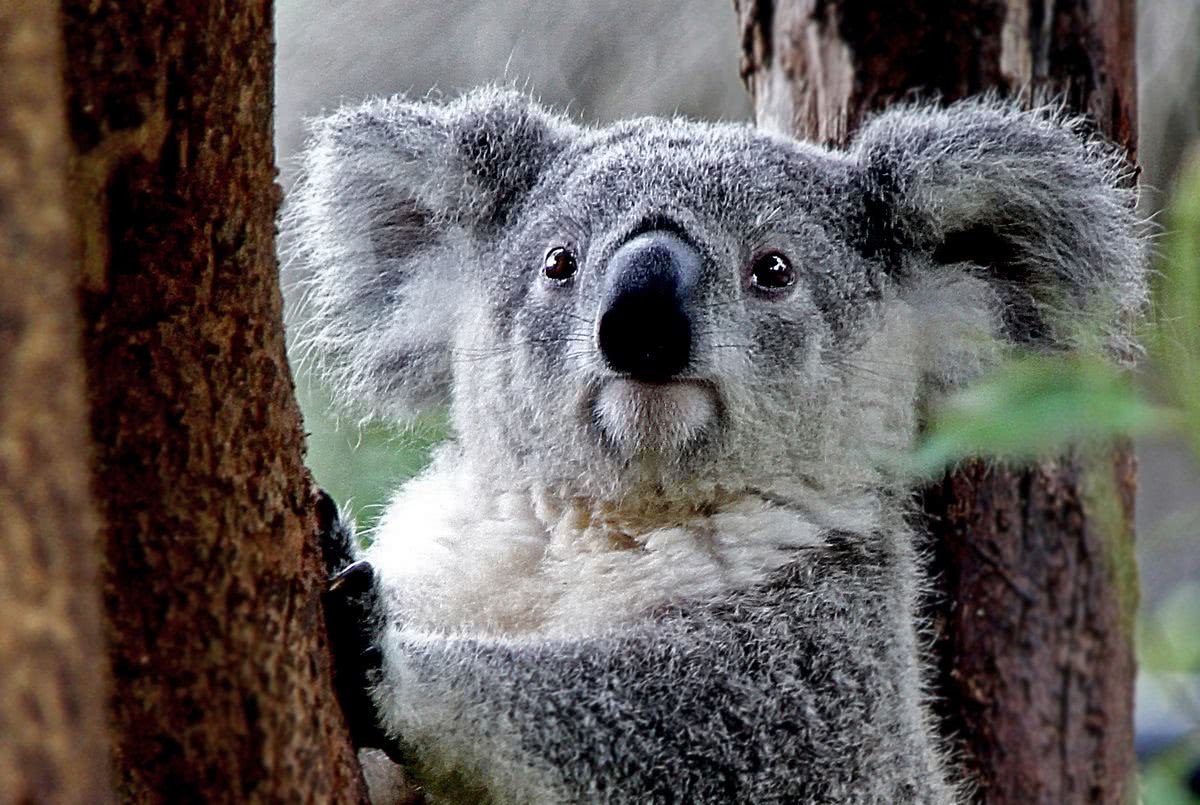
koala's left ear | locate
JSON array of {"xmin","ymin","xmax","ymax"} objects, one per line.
[
  {"xmin": 285, "ymin": 88, "xmax": 579, "ymax": 419},
  {"xmin": 849, "ymin": 100, "xmax": 1145, "ymax": 361}
]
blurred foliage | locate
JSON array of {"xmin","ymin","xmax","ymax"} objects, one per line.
[
  {"xmin": 907, "ymin": 354, "xmax": 1171, "ymax": 476},
  {"xmin": 1143, "ymin": 733, "xmax": 1200, "ymax": 805},
  {"xmin": 1149, "ymin": 151, "xmax": 1200, "ymax": 460},
  {"xmin": 1139, "ymin": 152, "xmax": 1200, "ymax": 804},
  {"xmin": 1141, "ymin": 582, "xmax": 1200, "ymax": 675},
  {"xmin": 1138, "ymin": 577, "xmax": 1200, "ymax": 802}
]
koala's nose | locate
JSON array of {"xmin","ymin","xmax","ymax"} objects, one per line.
[{"xmin": 598, "ymin": 231, "xmax": 700, "ymax": 381}]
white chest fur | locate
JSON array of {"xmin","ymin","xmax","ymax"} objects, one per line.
[{"xmin": 365, "ymin": 465, "xmax": 879, "ymax": 639}]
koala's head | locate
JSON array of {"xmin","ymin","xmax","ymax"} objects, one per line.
[{"xmin": 287, "ymin": 88, "xmax": 1142, "ymax": 501}]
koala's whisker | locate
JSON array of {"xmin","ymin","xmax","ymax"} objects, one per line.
[
  {"xmin": 557, "ymin": 311, "xmax": 598, "ymax": 329},
  {"xmin": 746, "ymin": 205, "xmax": 788, "ymax": 240},
  {"xmin": 829, "ymin": 354, "xmax": 924, "ymax": 372},
  {"xmin": 448, "ymin": 345, "xmax": 522, "ymax": 361},
  {"xmin": 447, "ymin": 355, "xmax": 506, "ymax": 365},
  {"xmin": 692, "ymin": 298, "xmax": 747, "ymax": 314},
  {"xmin": 448, "ymin": 336, "xmax": 598, "ymax": 363},
  {"xmin": 826, "ymin": 360, "xmax": 917, "ymax": 384}
]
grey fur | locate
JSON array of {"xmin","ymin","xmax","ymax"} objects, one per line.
[{"xmin": 285, "ymin": 88, "xmax": 1143, "ymax": 804}]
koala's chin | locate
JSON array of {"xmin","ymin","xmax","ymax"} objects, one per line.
[{"xmin": 591, "ymin": 377, "xmax": 719, "ymax": 459}]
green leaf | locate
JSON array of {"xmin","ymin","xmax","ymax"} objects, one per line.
[{"xmin": 908, "ymin": 354, "xmax": 1172, "ymax": 477}]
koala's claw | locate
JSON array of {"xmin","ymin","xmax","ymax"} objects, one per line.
[
  {"xmin": 329, "ymin": 559, "xmax": 375, "ymax": 595},
  {"xmin": 322, "ymin": 554, "xmax": 401, "ymax": 760},
  {"xmin": 316, "ymin": 491, "xmax": 405, "ymax": 763},
  {"xmin": 316, "ymin": 488, "xmax": 357, "ymax": 576}
]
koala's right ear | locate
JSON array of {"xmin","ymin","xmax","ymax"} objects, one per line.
[{"xmin": 285, "ymin": 88, "xmax": 578, "ymax": 419}]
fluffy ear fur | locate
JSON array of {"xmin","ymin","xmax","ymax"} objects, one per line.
[
  {"xmin": 850, "ymin": 100, "xmax": 1145, "ymax": 379},
  {"xmin": 285, "ymin": 87, "xmax": 579, "ymax": 418}
]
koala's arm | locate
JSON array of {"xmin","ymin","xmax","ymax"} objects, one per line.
[{"xmin": 348, "ymin": 535, "xmax": 955, "ymax": 805}]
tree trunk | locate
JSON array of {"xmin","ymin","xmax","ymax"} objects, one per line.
[
  {"xmin": 735, "ymin": 2, "xmax": 1138, "ymax": 803},
  {"xmin": 49, "ymin": 1, "xmax": 366, "ymax": 801},
  {"xmin": 0, "ymin": 4, "xmax": 113, "ymax": 802}
]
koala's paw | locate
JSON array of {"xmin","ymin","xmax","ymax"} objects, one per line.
[
  {"xmin": 316, "ymin": 490, "xmax": 404, "ymax": 763},
  {"xmin": 316, "ymin": 488, "xmax": 358, "ymax": 576}
]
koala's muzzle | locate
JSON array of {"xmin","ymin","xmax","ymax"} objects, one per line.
[{"xmin": 598, "ymin": 232, "xmax": 700, "ymax": 381}]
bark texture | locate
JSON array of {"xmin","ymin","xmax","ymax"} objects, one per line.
[
  {"xmin": 59, "ymin": 1, "xmax": 367, "ymax": 801},
  {"xmin": 735, "ymin": 1, "xmax": 1138, "ymax": 802},
  {"xmin": 0, "ymin": 4, "xmax": 113, "ymax": 802}
]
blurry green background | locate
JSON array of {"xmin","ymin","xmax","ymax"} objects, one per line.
[{"xmin": 276, "ymin": 2, "xmax": 1200, "ymax": 800}]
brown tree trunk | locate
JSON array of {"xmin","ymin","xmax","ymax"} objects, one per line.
[
  {"xmin": 0, "ymin": 4, "xmax": 113, "ymax": 802},
  {"xmin": 47, "ymin": 2, "xmax": 366, "ymax": 801},
  {"xmin": 735, "ymin": 2, "xmax": 1138, "ymax": 803}
]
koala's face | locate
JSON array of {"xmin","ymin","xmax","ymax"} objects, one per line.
[
  {"xmin": 290, "ymin": 89, "xmax": 1141, "ymax": 499},
  {"xmin": 455, "ymin": 121, "xmax": 882, "ymax": 493}
]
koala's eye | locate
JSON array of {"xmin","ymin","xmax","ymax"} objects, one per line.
[
  {"xmin": 749, "ymin": 251, "xmax": 795, "ymax": 291},
  {"xmin": 543, "ymin": 247, "xmax": 578, "ymax": 282}
]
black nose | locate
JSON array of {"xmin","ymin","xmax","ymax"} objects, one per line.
[{"xmin": 598, "ymin": 231, "xmax": 700, "ymax": 381}]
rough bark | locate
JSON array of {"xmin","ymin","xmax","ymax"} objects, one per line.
[
  {"xmin": 0, "ymin": 4, "xmax": 113, "ymax": 802},
  {"xmin": 735, "ymin": 1, "xmax": 1138, "ymax": 802},
  {"xmin": 736, "ymin": 0, "xmax": 1135, "ymax": 153},
  {"xmin": 57, "ymin": 1, "xmax": 368, "ymax": 801}
]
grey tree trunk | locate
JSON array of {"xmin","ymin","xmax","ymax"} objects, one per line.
[{"xmin": 734, "ymin": 2, "xmax": 1139, "ymax": 803}]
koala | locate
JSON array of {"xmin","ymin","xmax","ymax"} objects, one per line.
[{"xmin": 286, "ymin": 87, "xmax": 1143, "ymax": 804}]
